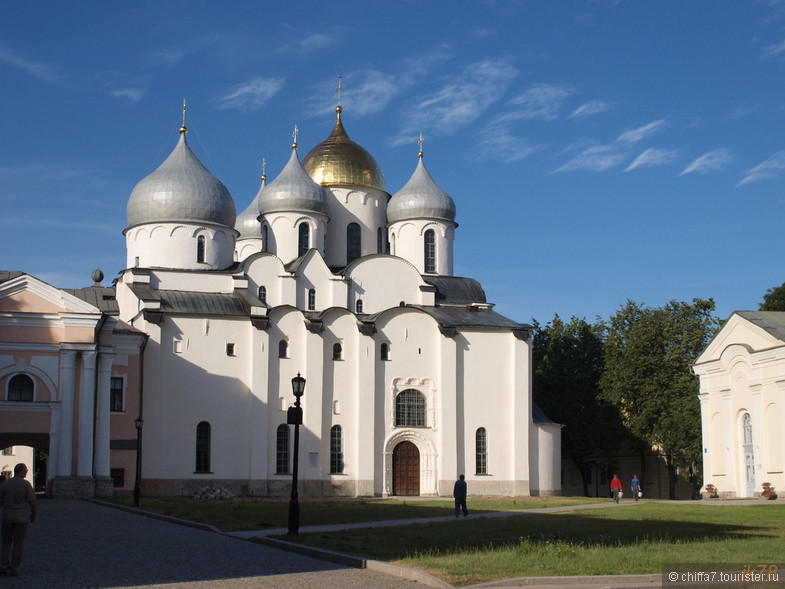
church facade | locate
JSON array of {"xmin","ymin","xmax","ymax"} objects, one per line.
[
  {"xmin": 693, "ymin": 311, "xmax": 785, "ymax": 498},
  {"xmin": 0, "ymin": 105, "xmax": 560, "ymax": 498}
]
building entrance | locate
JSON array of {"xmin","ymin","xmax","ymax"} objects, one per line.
[{"xmin": 392, "ymin": 441, "xmax": 420, "ymax": 496}]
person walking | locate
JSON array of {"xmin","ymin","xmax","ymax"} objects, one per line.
[
  {"xmin": 0, "ymin": 463, "xmax": 36, "ymax": 577},
  {"xmin": 453, "ymin": 474, "xmax": 468, "ymax": 517},
  {"xmin": 630, "ymin": 474, "xmax": 641, "ymax": 501},
  {"xmin": 610, "ymin": 474, "xmax": 623, "ymax": 503}
]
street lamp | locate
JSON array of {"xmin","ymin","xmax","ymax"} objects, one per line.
[
  {"xmin": 133, "ymin": 416, "xmax": 143, "ymax": 507},
  {"xmin": 287, "ymin": 373, "xmax": 305, "ymax": 536}
]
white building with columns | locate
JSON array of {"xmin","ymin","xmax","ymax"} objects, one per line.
[
  {"xmin": 693, "ymin": 311, "xmax": 785, "ymax": 498},
  {"xmin": 1, "ymin": 105, "xmax": 560, "ymax": 498}
]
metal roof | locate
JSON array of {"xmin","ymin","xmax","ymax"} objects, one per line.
[
  {"xmin": 159, "ymin": 290, "xmax": 248, "ymax": 316},
  {"xmin": 0, "ymin": 271, "xmax": 24, "ymax": 285},
  {"xmin": 387, "ymin": 156, "xmax": 456, "ymax": 224},
  {"xmin": 423, "ymin": 276, "xmax": 486, "ymax": 305},
  {"xmin": 735, "ymin": 311, "xmax": 785, "ymax": 343},
  {"xmin": 258, "ymin": 148, "xmax": 329, "ymax": 216},
  {"xmin": 65, "ymin": 286, "xmax": 120, "ymax": 315},
  {"xmin": 533, "ymin": 403, "xmax": 560, "ymax": 425}
]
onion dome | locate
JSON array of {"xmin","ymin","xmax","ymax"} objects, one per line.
[
  {"xmin": 127, "ymin": 128, "xmax": 236, "ymax": 229},
  {"xmin": 235, "ymin": 164, "xmax": 266, "ymax": 239},
  {"xmin": 302, "ymin": 107, "xmax": 386, "ymax": 192},
  {"xmin": 258, "ymin": 144, "xmax": 329, "ymax": 216},
  {"xmin": 387, "ymin": 153, "xmax": 456, "ymax": 224}
]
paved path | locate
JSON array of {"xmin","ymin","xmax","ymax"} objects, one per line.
[{"xmin": 2, "ymin": 499, "xmax": 421, "ymax": 589}]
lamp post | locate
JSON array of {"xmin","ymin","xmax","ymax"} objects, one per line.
[
  {"xmin": 287, "ymin": 373, "xmax": 305, "ymax": 536},
  {"xmin": 133, "ymin": 416, "xmax": 143, "ymax": 507}
]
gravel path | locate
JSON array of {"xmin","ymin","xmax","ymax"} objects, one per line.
[{"xmin": 1, "ymin": 499, "xmax": 422, "ymax": 589}]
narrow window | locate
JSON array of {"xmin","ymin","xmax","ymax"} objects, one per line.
[
  {"xmin": 377, "ymin": 227, "xmax": 383, "ymax": 254},
  {"xmin": 197, "ymin": 235, "xmax": 206, "ymax": 263},
  {"xmin": 195, "ymin": 421, "xmax": 211, "ymax": 473},
  {"xmin": 258, "ymin": 286, "xmax": 267, "ymax": 304},
  {"xmin": 355, "ymin": 299, "xmax": 363, "ymax": 314},
  {"xmin": 298, "ymin": 223, "xmax": 310, "ymax": 257},
  {"xmin": 226, "ymin": 343, "xmax": 236, "ymax": 356},
  {"xmin": 262, "ymin": 225, "xmax": 268, "ymax": 252},
  {"xmin": 8, "ymin": 374, "xmax": 33, "ymax": 402},
  {"xmin": 347, "ymin": 222, "xmax": 361, "ymax": 263},
  {"xmin": 390, "ymin": 233, "xmax": 396, "ymax": 255},
  {"xmin": 424, "ymin": 229, "xmax": 436, "ymax": 273},
  {"xmin": 110, "ymin": 468, "xmax": 125, "ymax": 488},
  {"xmin": 2, "ymin": 447, "xmax": 14, "ymax": 456},
  {"xmin": 395, "ymin": 389, "xmax": 426, "ymax": 427},
  {"xmin": 476, "ymin": 427, "xmax": 488, "ymax": 475},
  {"xmin": 110, "ymin": 377, "xmax": 124, "ymax": 412},
  {"xmin": 173, "ymin": 339, "xmax": 183, "ymax": 354},
  {"xmin": 276, "ymin": 424, "xmax": 290, "ymax": 474},
  {"xmin": 380, "ymin": 343, "xmax": 390, "ymax": 361},
  {"xmin": 330, "ymin": 425, "xmax": 344, "ymax": 474},
  {"xmin": 278, "ymin": 340, "xmax": 288, "ymax": 358},
  {"xmin": 333, "ymin": 343, "xmax": 342, "ymax": 361},
  {"xmin": 308, "ymin": 288, "xmax": 316, "ymax": 311}
]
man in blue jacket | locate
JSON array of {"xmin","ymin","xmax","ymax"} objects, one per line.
[{"xmin": 453, "ymin": 474, "xmax": 468, "ymax": 517}]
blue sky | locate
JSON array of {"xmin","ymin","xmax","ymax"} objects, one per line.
[{"xmin": 1, "ymin": 1, "xmax": 784, "ymax": 324}]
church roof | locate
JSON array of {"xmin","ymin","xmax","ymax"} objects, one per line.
[
  {"xmin": 423, "ymin": 276, "xmax": 486, "ymax": 305},
  {"xmin": 235, "ymin": 180, "xmax": 265, "ymax": 239},
  {"xmin": 0, "ymin": 271, "xmax": 24, "ymax": 284},
  {"xmin": 258, "ymin": 147, "xmax": 329, "ymax": 217},
  {"xmin": 532, "ymin": 403, "xmax": 561, "ymax": 425},
  {"xmin": 733, "ymin": 311, "xmax": 785, "ymax": 342},
  {"xmin": 65, "ymin": 285, "xmax": 119, "ymax": 314},
  {"xmin": 302, "ymin": 107, "xmax": 386, "ymax": 192},
  {"xmin": 387, "ymin": 154, "xmax": 456, "ymax": 224},
  {"xmin": 409, "ymin": 305, "xmax": 529, "ymax": 330},
  {"xmin": 126, "ymin": 129, "xmax": 236, "ymax": 229}
]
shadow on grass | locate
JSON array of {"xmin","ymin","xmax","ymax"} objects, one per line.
[{"xmin": 282, "ymin": 504, "xmax": 782, "ymax": 561}]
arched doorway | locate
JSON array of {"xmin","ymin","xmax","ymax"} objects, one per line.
[
  {"xmin": 392, "ymin": 441, "xmax": 420, "ymax": 496},
  {"xmin": 742, "ymin": 412, "xmax": 755, "ymax": 497}
]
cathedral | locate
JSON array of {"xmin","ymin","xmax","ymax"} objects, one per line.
[{"xmin": 0, "ymin": 103, "xmax": 561, "ymax": 498}]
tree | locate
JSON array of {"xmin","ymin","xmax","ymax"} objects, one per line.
[
  {"xmin": 600, "ymin": 298, "xmax": 719, "ymax": 499},
  {"xmin": 533, "ymin": 315, "xmax": 625, "ymax": 496},
  {"xmin": 760, "ymin": 282, "xmax": 785, "ymax": 311}
]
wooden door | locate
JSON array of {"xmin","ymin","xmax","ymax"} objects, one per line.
[{"xmin": 392, "ymin": 441, "xmax": 420, "ymax": 496}]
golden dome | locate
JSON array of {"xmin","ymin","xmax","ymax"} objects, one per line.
[{"xmin": 303, "ymin": 107, "xmax": 386, "ymax": 192}]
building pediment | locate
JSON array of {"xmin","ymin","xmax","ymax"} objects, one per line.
[
  {"xmin": 0, "ymin": 273, "xmax": 100, "ymax": 315},
  {"xmin": 695, "ymin": 312, "xmax": 785, "ymax": 367}
]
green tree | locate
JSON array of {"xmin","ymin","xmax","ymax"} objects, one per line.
[
  {"xmin": 600, "ymin": 298, "xmax": 719, "ymax": 498},
  {"xmin": 760, "ymin": 282, "xmax": 785, "ymax": 311},
  {"xmin": 533, "ymin": 315, "xmax": 625, "ymax": 496}
]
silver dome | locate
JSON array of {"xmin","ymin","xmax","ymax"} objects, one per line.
[
  {"xmin": 258, "ymin": 148, "xmax": 329, "ymax": 216},
  {"xmin": 387, "ymin": 157, "xmax": 456, "ymax": 224},
  {"xmin": 235, "ymin": 183, "xmax": 263, "ymax": 239},
  {"xmin": 126, "ymin": 132, "xmax": 236, "ymax": 229}
]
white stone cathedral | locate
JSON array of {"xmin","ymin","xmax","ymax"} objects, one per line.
[{"xmin": 0, "ymin": 102, "xmax": 560, "ymax": 498}]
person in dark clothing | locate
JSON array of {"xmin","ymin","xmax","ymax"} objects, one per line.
[
  {"xmin": 0, "ymin": 463, "xmax": 36, "ymax": 577},
  {"xmin": 453, "ymin": 474, "xmax": 468, "ymax": 517},
  {"xmin": 630, "ymin": 475, "xmax": 641, "ymax": 501}
]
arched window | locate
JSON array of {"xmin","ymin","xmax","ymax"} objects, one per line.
[
  {"xmin": 332, "ymin": 343, "xmax": 342, "ymax": 361},
  {"xmin": 262, "ymin": 225, "xmax": 269, "ymax": 252},
  {"xmin": 298, "ymin": 223, "xmax": 310, "ymax": 257},
  {"xmin": 330, "ymin": 425, "xmax": 344, "ymax": 474},
  {"xmin": 355, "ymin": 299, "xmax": 363, "ymax": 314},
  {"xmin": 195, "ymin": 421, "xmax": 211, "ymax": 473},
  {"xmin": 395, "ymin": 389, "xmax": 426, "ymax": 427},
  {"xmin": 278, "ymin": 340, "xmax": 288, "ymax": 358},
  {"xmin": 8, "ymin": 374, "xmax": 33, "ymax": 401},
  {"xmin": 390, "ymin": 233, "xmax": 396, "ymax": 255},
  {"xmin": 377, "ymin": 228, "xmax": 383, "ymax": 254},
  {"xmin": 476, "ymin": 427, "xmax": 488, "ymax": 474},
  {"xmin": 308, "ymin": 288, "xmax": 316, "ymax": 311},
  {"xmin": 743, "ymin": 413, "xmax": 753, "ymax": 444},
  {"xmin": 197, "ymin": 235, "xmax": 206, "ymax": 264},
  {"xmin": 276, "ymin": 424, "xmax": 289, "ymax": 474},
  {"xmin": 380, "ymin": 343, "xmax": 390, "ymax": 361},
  {"xmin": 424, "ymin": 229, "xmax": 436, "ymax": 273},
  {"xmin": 258, "ymin": 286, "xmax": 267, "ymax": 305},
  {"xmin": 347, "ymin": 222, "xmax": 361, "ymax": 263}
]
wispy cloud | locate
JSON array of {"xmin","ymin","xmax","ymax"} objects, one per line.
[
  {"xmin": 625, "ymin": 148, "xmax": 678, "ymax": 171},
  {"xmin": 297, "ymin": 33, "xmax": 335, "ymax": 52},
  {"xmin": 498, "ymin": 83, "xmax": 574, "ymax": 122},
  {"xmin": 478, "ymin": 127, "xmax": 540, "ymax": 163},
  {"xmin": 0, "ymin": 44, "xmax": 65, "ymax": 84},
  {"xmin": 570, "ymin": 100, "xmax": 613, "ymax": 118},
  {"xmin": 391, "ymin": 57, "xmax": 518, "ymax": 145},
  {"xmin": 680, "ymin": 149, "xmax": 732, "ymax": 176},
  {"xmin": 555, "ymin": 119, "xmax": 666, "ymax": 173},
  {"xmin": 738, "ymin": 150, "xmax": 785, "ymax": 185},
  {"xmin": 617, "ymin": 119, "xmax": 665, "ymax": 143},
  {"xmin": 111, "ymin": 87, "xmax": 146, "ymax": 103},
  {"xmin": 761, "ymin": 39, "xmax": 785, "ymax": 59},
  {"xmin": 556, "ymin": 144, "xmax": 626, "ymax": 172},
  {"xmin": 339, "ymin": 70, "xmax": 397, "ymax": 116},
  {"xmin": 215, "ymin": 77, "xmax": 284, "ymax": 111}
]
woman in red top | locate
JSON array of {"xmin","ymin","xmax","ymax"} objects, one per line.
[{"xmin": 610, "ymin": 474, "xmax": 623, "ymax": 503}]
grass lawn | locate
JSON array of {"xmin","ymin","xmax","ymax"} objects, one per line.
[
  {"xmin": 104, "ymin": 495, "xmax": 600, "ymax": 531},
  {"xmin": 281, "ymin": 502, "xmax": 785, "ymax": 586}
]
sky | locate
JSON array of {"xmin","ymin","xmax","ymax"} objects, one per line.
[{"xmin": 1, "ymin": 1, "xmax": 784, "ymax": 325}]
